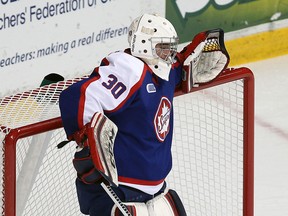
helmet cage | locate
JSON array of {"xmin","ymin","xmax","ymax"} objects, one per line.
[{"xmin": 151, "ymin": 37, "xmax": 179, "ymax": 64}]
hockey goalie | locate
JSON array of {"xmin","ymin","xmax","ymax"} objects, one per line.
[{"xmin": 59, "ymin": 13, "xmax": 229, "ymax": 216}]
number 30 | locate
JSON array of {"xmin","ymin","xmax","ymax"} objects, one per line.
[{"xmin": 102, "ymin": 74, "xmax": 127, "ymax": 99}]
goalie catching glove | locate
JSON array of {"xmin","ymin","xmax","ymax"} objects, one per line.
[
  {"xmin": 180, "ymin": 28, "xmax": 230, "ymax": 93},
  {"xmin": 70, "ymin": 112, "xmax": 119, "ymax": 186}
]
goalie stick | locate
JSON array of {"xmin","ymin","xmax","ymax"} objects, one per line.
[{"xmin": 101, "ymin": 183, "xmax": 132, "ymax": 216}]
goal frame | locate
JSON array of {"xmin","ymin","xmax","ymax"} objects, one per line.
[{"xmin": 2, "ymin": 67, "xmax": 254, "ymax": 216}]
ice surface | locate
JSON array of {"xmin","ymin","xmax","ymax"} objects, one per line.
[{"xmin": 240, "ymin": 55, "xmax": 288, "ymax": 216}]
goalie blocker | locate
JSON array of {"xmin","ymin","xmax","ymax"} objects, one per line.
[
  {"xmin": 179, "ymin": 28, "xmax": 230, "ymax": 93},
  {"xmin": 71, "ymin": 112, "xmax": 119, "ymax": 187}
]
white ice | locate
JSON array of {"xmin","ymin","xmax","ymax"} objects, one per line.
[{"xmin": 240, "ymin": 55, "xmax": 288, "ymax": 216}]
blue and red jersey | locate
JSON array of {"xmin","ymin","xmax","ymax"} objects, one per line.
[{"xmin": 59, "ymin": 50, "xmax": 183, "ymax": 194}]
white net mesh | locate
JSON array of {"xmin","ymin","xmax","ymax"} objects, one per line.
[
  {"xmin": 0, "ymin": 77, "xmax": 85, "ymax": 216},
  {"xmin": 169, "ymin": 80, "xmax": 244, "ymax": 215},
  {"xmin": 0, "ymin": 69, "xmax": 253, "ymax": 216}
]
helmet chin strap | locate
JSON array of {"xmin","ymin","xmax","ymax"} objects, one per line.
[{"xmin": 143, "ymin": 58, "xmax": 172, "ymax": 81}]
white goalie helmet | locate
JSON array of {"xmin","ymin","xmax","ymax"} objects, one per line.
[{"xmin": 128, "ymin": 13, "xmax": 179, "ymax": 81}]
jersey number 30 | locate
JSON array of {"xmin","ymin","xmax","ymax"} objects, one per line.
[{"xmin": 102, "ymin": 74, "xmax": 127, "ymax": 99}]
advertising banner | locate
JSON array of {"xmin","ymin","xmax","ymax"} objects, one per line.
[
  {"xmin": 0, "ymin": 0, "xmax": 165, "ymax": 97},
  {"xmin": 166, "ymin": 0, "xmax": 288, "ymax": 43},
  {"xmin": 1, "ymin": 0, "xmax": 288, "ymax": 96}
]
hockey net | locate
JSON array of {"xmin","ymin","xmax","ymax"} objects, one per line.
[{"xmin": 0, "ymin": 67, "xmax": 254, "ymax": 216}]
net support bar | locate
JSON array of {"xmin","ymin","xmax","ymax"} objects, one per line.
[{"xmin": 3, "ymin": 117, "xmax": 63, "ymax": 216}]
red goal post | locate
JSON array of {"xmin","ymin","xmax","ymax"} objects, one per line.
[{"xmin": 0, "ymin": 67, "xmax": 254, "ymax": 216}]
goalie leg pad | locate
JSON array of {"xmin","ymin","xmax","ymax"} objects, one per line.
[
  {"xmin": 146, "ymin": 189, "xmax": 187, "ymax": 216},
  {"xmin": 166, "ymin": 189, "xmax": 187, "ymax": 216},
  {"xmin": 111, "ymin": 189, "xmax": 186, "ymax": 216},
  {"xmin": 111, "ymin": 202, "xmax": 149, "ymax": 216}
]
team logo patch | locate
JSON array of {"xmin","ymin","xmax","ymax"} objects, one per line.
[
  {"xmin": 146, "ymin": 83, "xmax": 156, "ymax": 93},
  {"xmin": 154, "ymin": 97, "xmax": 171, "ymax": 142}
]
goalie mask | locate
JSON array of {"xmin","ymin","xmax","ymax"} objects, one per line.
[{"xmin": 128, "ymin": 13, "xmax": 179, "ymax": 81}]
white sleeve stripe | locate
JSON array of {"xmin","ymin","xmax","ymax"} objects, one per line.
[{"xmin": 82, "ymin": 52, "xmax": 145, "ymax": 125}]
